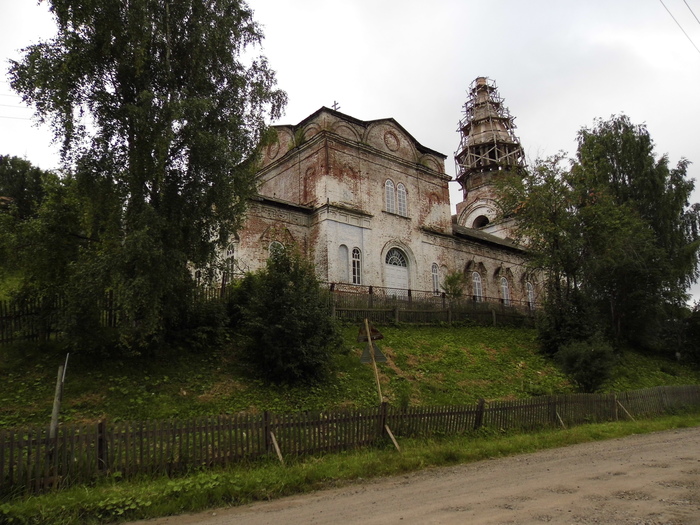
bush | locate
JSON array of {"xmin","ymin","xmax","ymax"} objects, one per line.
[
  {"xmin": 555, "ymin": 336, "xmax": 615, "ymax": 393},
  {"xmin": 236, "ymin": 246, "xmax": 342, "ymax": 384},
  {"xmin": 167, "ymin": 298, "xmax": 230, "ymax": 352}
]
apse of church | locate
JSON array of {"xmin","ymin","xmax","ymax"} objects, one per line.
[{"xmin": 226, "ymin": 77, "xmax": 539, "ymax": 308}]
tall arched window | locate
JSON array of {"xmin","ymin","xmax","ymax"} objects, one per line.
[
  {"xmin": 385, "ymin": 179, "xmax": 396, "ymax": 214},
  {"xmin": 526, "ymin": 282, "xmax": 535, "ymax": 310},
  {"xmin": 500, "ymin": 277, "xmax": 510, "ymax": 306},
  {"xmin": 397, "ymin": 183, "xmax": 407, "ymax": 217},
  {"xmin": 223, "ymin": 243, "xmax": 235, "ymax": 284},
  {"xmin": 338, "ymin": 245, "xmax": 349, "ymax": 283},
  {"xmin": 472, "ymin": 272, "xmax": 483, "ymax": 302},
  {"xmin": 352, "ymin": 248, "xmax": 362, "ymax": 285},
  {"xmin": 431, "ymin": 263, "xmax": 440, "ymax": 294}
]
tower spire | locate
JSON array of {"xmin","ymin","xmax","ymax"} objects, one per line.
[{"xmin": 454, "ymin": 77, "xmax": 524, "ymax": 200}]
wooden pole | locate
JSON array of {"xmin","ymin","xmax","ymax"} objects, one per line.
[
  {"xmin": 269, "ymin": 431, "xmax": 285, "ymax": 465},
  {"xmin": 365, "ymin": 318, "xmax": 383, "ymax": 403},
  {"xmin": 384, "ymin": 425, "xmax": 401, "ymax": 452},
  {"xmin": 49, "ymin": 365, "xmax": 64, "ymax": 441},
  {"xmin": 616, "ymin": 400, "xmax": 636, "ymax": 421},
  {"xmin": 49, "ymin": 354, "xmax": 69, "ymax": 441}
]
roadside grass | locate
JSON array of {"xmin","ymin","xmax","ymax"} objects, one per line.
[
  {"xmin": 2, "ymin": 414, "xmax": 699, "ymax": 525},
  {"xmin": 2, "ymin": 325, "xmax": 700, "ymax": 428}
]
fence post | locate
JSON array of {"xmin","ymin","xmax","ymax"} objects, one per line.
[
  {"xmin": 474, "ymin": 399, "xmax": 485, "ymax": 430},
  {"xmin": 378, "ymin": 402, "xmax": 388, "ymax": 440},
  {"xmin": 97, "ymin": 420, "xmax": 107, "ymax": 472},
  {"xmin": 263, "ymin": 411, "xmax": 271, "ymax": 453},
  {"xmin": 394, "ymin": 306, "xmax": 399, "ymax": 323},
  {"xmin": 368, "ymin": 286, "xmax": 373, "ymax": 308}
]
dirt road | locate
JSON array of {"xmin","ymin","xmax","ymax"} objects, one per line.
[{"xmin": 131, "ymin": 427, "xmax": 700, "ymax": 525}]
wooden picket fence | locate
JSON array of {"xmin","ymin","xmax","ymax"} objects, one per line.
[{"xmin": 1, "ymin": 385, "xmax": 699, "ymax": 497}]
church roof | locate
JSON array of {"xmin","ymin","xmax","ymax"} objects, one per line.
[
  {"xmin": 452, "ymin": 223, "xmax": 524, "ymax": 252},
  {"xmin": 283, "ymin": 106, "xmax": 448, "ymax": 160}
]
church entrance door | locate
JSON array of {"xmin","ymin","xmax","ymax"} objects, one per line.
[{"xmin": 385, "ymin": 248, "xmax": 409, "ymax": 297}]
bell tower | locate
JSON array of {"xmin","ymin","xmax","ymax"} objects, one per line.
[{"xmin": 454, "ymin": 77, "xmax": 524, "ymax": 237}]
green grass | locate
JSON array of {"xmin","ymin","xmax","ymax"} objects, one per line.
[
  {"xmin": 1, "ymin": 325, "xmax": 700, "ymax": 428},
  {"xmin": 2, "ymin": 414, "xmax": 699, "ymax": 525},
  {"xmin": 2, "ymin": 324, "xmax": 699, "ymax": 523}
]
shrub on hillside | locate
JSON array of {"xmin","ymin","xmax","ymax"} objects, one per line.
[
  {"xmin": 235, "ymin": 245, "xmax": 342, "ymax": 384},
  {"xmin": 555, "ymin": 336, "xmax": 615, "ymax": 393}
]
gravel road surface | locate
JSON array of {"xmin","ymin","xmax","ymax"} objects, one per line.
[{"xmin": 129, "ymin": 426, "xmax": 700, "ymax": 525}]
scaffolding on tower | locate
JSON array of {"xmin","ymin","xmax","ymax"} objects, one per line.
[{"xmin": 454, "ymin": 77, "xmax": 525, "ymax": 197}]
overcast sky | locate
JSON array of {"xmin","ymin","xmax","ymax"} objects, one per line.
[{"xmin": 2, "ymin": 0, "xmax": 700, "ymax": 297}]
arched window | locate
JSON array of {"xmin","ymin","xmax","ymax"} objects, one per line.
[
  {"xmin": 397, "ymin": 183, "xmax": 407, "ymax": 217},
  {"xmin": 386, "ymin": 248, "xmax": 407, "ymax": 267},
  {"xmin": 526, "ymin": 282, "xmax": 535, "ymax": 310},
  {"xmin": 501, "ymin": 277, "xmax": 510, "ymax": 306},
  {"xmin": 338, "ymin": 245, "xmax": 349, "ymax": 283},
  {"xmin": 385, "ymin": 179, "xmax": 396, "ymax": 214},
  {"xmin": 472, "ymin": 272, "xmax": 483, "ymax": 302},
  {"xmin": 352, "ymin": 248, "xmax": 362, "ymax": 285},
  {"xmin": 431, "ymin": 263, "xmax": 440, "ymax": 294},
  {"xmin": 223, "ymin": 243, "xmax": 235, "ymax": 284},
  {"xmin": 472, "ymin": 215, "xmax": 490, "ymax": 228},
  {"xmin": 268, "ymin": 241, "xmax": 284, "ymax": 257}
]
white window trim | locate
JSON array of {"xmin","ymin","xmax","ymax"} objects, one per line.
[
  {"xmin": 397, "ymin": 183, "xmax": 407, "ymax": 217},
  {"xmin": 501, "ymin": 277, "xmax": 510, "ymax": 306},
  {"xmin": 431, "ymin": 263, "xmax": 440, "ymax": 294},
  {"xmin": 472, "ymin": 272, "xmax": 483, "ymax": 302},
  {"xmin": 352, "ymin": 247, "xmax": 362, "ymax": 285},
  {"xmin": 385, "ymin": 179, "xmax": 396, "ymax": 214}
]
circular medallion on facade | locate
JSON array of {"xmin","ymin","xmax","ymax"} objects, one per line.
[
  {"xmin": 383, "ymin": 131, "xmax": 400, "ymax": 152},
  {"xmin": 267, "ymin": 141, "xmax": 280, "ymax": 160}
]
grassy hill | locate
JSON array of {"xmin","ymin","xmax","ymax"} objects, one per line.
[{"xmin": 1, "ymin": 324, "xmax": 699, "ymax": 429}]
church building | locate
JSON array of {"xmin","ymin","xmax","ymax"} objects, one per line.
[{"xmin": 226, "ymin": 77, "xmax": 539, "ymax": 308}]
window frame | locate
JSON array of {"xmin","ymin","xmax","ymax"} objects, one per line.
[
  {"xmin": 352, "ymin": 248, "xmax": 362, "ymax": 285},
  {"xmin": 397, "ymin": 183, "xmax": 407, "ymax": 217},
  {"xmin": 431, "ymin": 263, "xmax": 440, "ymax": 294},
  {"xmin": 500, "ymin": 277, "xmax": 511, "ymax": 306},
  {"xmin": 385, "ymin": 248, "xmax": 408, "ymax": 267},
  {"xmin": 385, "ymin": 179, "xmax": 396, "ymax": 214},
  {"xmin": 526, "ymin": 281, "xmax": 535, "ymax": 310},
  {"xmin": 472, "ymin": 271, "xmax": 483, "ymax": 302}
]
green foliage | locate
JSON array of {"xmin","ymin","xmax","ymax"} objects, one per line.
[
  {"xmin": 7, "ymin": 0, "xmax": 286, "ymax": 354},
  {"xmin": 0, "ymin": 155, "xmax": 50, "ymax": 220},
  {"xmin": 235, "ymin": 246, "xmax": 343, "ymax": 384},
  {"xmin": 441, "ymin": 271, "xmax": 467, "ymax": 298},
  {"xmin": 499, "ymin": 115, "xmax": 700, "ymax": 354},
  {"xmin": 555, "ymin": 337, "xmax": 615, "ymax": 393}
]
